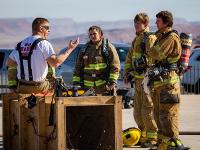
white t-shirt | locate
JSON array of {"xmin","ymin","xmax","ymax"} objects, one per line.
[{"xmin": 9, "ymin": 35, "xmax": 55, "ymax": 82}]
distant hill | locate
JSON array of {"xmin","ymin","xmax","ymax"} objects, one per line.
[{"xmin": 0, "ymin": 18, "xmax": 199, "ymax": 49}]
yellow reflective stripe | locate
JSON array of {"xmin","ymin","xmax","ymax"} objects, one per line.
[
  {"xmin": 8, "ymin": 80, "xmax": 17, "ymax": 86},
  {"xmin": 132, "ymin": 52, "xmax": 142, "ymax": 59},
  {"xmin": 134, "ymin": 75, "xmax": 144, "ymax": 79},
  {"xmin": 167, "ymin": 56, "xmax": 180, "ymax": 63},
  {"xmin": 84, "ymin": 80, "xmax": 94, "ymax": 87},
  {"xmin": 48, "ymin": 67, "xmax": 53, "ymax": 73},
  {"xmin": 47, "ymin": 66, "xmax": 55, "ymax": 75},
  {"xmin": 84, "ymin": 63, "xmax": 107, "ymax": 70},
  {"xmin": 153, "ymin": 76, "xmax": 179, "ymax": 88},
  {"xmin": 8, "ymin": 67, "xmax": 16, "ymax": 70},
  {"xmin": 84, "ymin": 80, "xmax": 106, "ymax": 87},
  {"xmin": 133, "ymin": 71, "xmax": 144, "ymax": 79},
  {"xmin": 95, "ymin": 80, "xmax": 106, "ymax": 86},
  {"xmin": 125, "ymin": 63, "xmax": 131, "ymax": 70},
  {"xmin": 109, "ymin": 73, "xmax": 119, "ymax": 80},
  {"xmin": 147, "ymin": 131, "xmax": 157, "ymax": 139},
  {"xmin": 72, "ymin": 76, "xmax": 80, "ymax": 82}
]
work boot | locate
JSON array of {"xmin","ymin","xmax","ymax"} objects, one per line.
[
  {"xmin": 158, "ymin": 138, "xmax": 190, "ymax": 150},
  {"xmin": 167, "ymin": 138, "xmax": 190, "ymax": 150},
  {"xmin": 141, "ymin": 140, "xmax": 157, "ymax": 149},
  {"xmin": 124, "ymin": 102, "xmax": 132, "ymax": 109},
  {"xmin": 139, "ymin": 136, "xmax": 147, "ymax": 144}
]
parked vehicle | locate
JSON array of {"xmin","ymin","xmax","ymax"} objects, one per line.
[
  {"xmin": 0, "ymin": 49, "xmax": 12, "ymax": 94},
  {"xmin": 182, "ymin": 48, "xmax": 200, "ymax": 94},
  {"xmin": 56, "ymin": 43, "xmax": 134, "ymax": 108}
]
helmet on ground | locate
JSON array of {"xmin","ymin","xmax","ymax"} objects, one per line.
[{"xmin": 122, "ymin": 127, "xmax": 141, "ymax": 146}]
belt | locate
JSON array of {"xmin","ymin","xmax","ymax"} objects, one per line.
[{"xmin": 18, "ymin": 80, "xmax": 45, "ymax": 86}]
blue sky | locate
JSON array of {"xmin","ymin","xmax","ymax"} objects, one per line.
[{"xmin": 1, "ymin": 0, "xmax": 200, "ymax": 22}]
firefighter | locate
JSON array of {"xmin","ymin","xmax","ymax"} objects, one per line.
[
  {"xmin": 73, "ymin": 26, "xmax": 120, "ymax": 94},
  {"xmin": 146, "ymin": 11, "xmax": 187, "ymax": 150},
  {"xmin": 124, "ymin": 13, "xmax": 158, "ymax": 148},
  {"xmin": 6, "ymin": 17, "xmax": 79, "ymax": 94}
]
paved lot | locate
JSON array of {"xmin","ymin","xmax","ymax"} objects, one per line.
[
  {"xmin": 123, "ymin": 95, "xmax": 200, "ymax": 150},
  {"xmin": 0, "ymin": 95, "xmax": 200, "ymax": 149}
]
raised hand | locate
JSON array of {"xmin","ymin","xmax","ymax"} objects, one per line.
[{"xmin": 68, "ymin": 37, "xmax": 79, "ymax": 50}]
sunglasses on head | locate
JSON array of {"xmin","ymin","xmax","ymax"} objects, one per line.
[{"xmin": 41, "ymin": 25, "xmax": 50, "ymax": 30}]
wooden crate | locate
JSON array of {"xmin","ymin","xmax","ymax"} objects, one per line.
[
  {"xmin": 56, "ymin": 96, "xmax": 122, "ymax": 150},
  {"xmin": 2, "ymin": 94, "xmax": 122, "ymax": 150}
]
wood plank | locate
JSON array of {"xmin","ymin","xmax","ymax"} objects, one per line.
[
  {"xmin": 20, "ymin": 100, "xmax": 39, "ymax": 150},
  {"xmin": 56, "ymin": 100, "xmax": 65, "ymax": 150},
  {"xmin": 114, "ymin": 96, "xmax": 123, "ymax": 150},
  {"xmin": 10, "ymin": 100, "xmax": 20, "ymax": 150},
  {"xmin": 19, "ymin": 100, "xmax": 25, "ymax": 150},
  {"xmin": 2, "ymin": 93, "xmax": 18, "ymax": 150},
  {"xmin": 2, "ymin": 93, "xmax": 11, "ymax": 150},
  {"xmin": 59, "ymin": 96, "xmax": 119, "ymax": 106},
  {"xmin": 38, "ymin": 97, "xmax": 46, "ymax": 150},
  {"xmin": 46, "ymin": 96, "xmax": 57, "ymax": 150}
]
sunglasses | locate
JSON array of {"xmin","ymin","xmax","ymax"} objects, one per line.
[{"xmin": 41, "ymin": 25, "xmax": 50, "ymax": 30}]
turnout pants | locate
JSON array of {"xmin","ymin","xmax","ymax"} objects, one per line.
[
  {"xmin": 151, "ymin": 82, "xmax": 180, "ymax": 142},
  {"xmin": 134, "ymin": 79, "xmax": 157, "ymax": 141}
]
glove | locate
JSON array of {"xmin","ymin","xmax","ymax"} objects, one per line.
[
  {"xmin": 133, "ymin": 55, "xmax": 147, "ymax": 69},
  {"xmin": 105, "ymin": 82, "xmax": 116, "ymax": 91}
]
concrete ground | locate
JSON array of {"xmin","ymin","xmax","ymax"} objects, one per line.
[
  {"xmin": 0, "ymin": 95, "xmax": 200, "ymax": 150},
  {"xmin": 123, "ymin": 95, "xmax": 200, "ymax": 150}
]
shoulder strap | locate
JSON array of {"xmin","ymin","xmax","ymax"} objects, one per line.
[
  {"xmin": 158, "ymin": 30, "xmax": 179, "ymax": 64},
  {"xmin": 16, "ymin": 38, "xmax": 45, "ymax": 81},
  {"xmin": 161, "ymin": 30, "xmax": 178, "ymax": 41},
  {"xmin": 141, "ymin": 32, "xmax": 154, "ymax": 54},
  {"xmin": 28, "ymin": 38, "xmax": 45, "ymax": 80},
  {"xmin": 154, "ymin": 30, "xmax": 178, "ymax": 46},
  {"xmin": 79, "ymin": 43, "xmax": 89, "ymax": 86},
  {"xmin": 102, "ymin": 38, "xmax": 109, "ymax": 58},
  {"xmin": 16, "ymin": 41, "xmax": 25, "ymax": 79},
  {"xmin": 101, "ymin": 38, "xmax": 110, "ymax": 83}
]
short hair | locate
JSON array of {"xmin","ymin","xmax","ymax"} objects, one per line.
[
  {"xmin": 32, "ymin": 17, "xmax": 49, "ymax": 32},
  {"xmin": 134, "ymin": 13, "xmax": 149, "ymax": 24},
  {"xmin": 156, "ymin": 11, "xmax": 173, "ymax": 27},
  {"xmin": 88, "ymin": 26, "xmax": 103, "ymax": 36}
]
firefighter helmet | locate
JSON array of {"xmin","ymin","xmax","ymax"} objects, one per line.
[{"xmin": 122, "ymin": 127, "xmax": 141, "ymax": 146}]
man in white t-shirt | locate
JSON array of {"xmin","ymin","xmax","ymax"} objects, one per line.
[{"xmin": 6, "ymin": 17, "xmax": 79, "ymax": 94}]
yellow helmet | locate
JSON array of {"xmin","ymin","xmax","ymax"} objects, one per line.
[{"xmin": 122, "ymin": 127, "xmax": 141, "ymax": 146}]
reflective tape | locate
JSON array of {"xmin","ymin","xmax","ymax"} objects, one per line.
[
  {"xmin": 72, "ymin": 76, "xmax": 80, "ymax": 82},
  {"xmin": 167, "ymin": 56, "xmax": 180, "ymax": 63},
  {"xmin": 125, "ymin": 63, "xmax": 131, "ymax": 70},
  {"xmin": 109, "ymin": 73, "xmax": 119, "ymax": 80},
  {"xmin": 84, "ymin": 63, "xmax": 107, "ymax": 70},
  {"xmin": 132, "ymin": 52, "xmax": 142, "ymax": 59},
  {"xmin": 8, "ymin": 80, "xmax": 17, "ymax": 86},
  {"xmin": 147, "ymin": 131, "xmax": 157, "ymax": 139},
  {"xmin": 84, "ymin": 79, "xmax": 106, "ymax": 87},
  {"xmin": 153, "ymin": 76, "xmax": 179, "ymax": 88}
]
